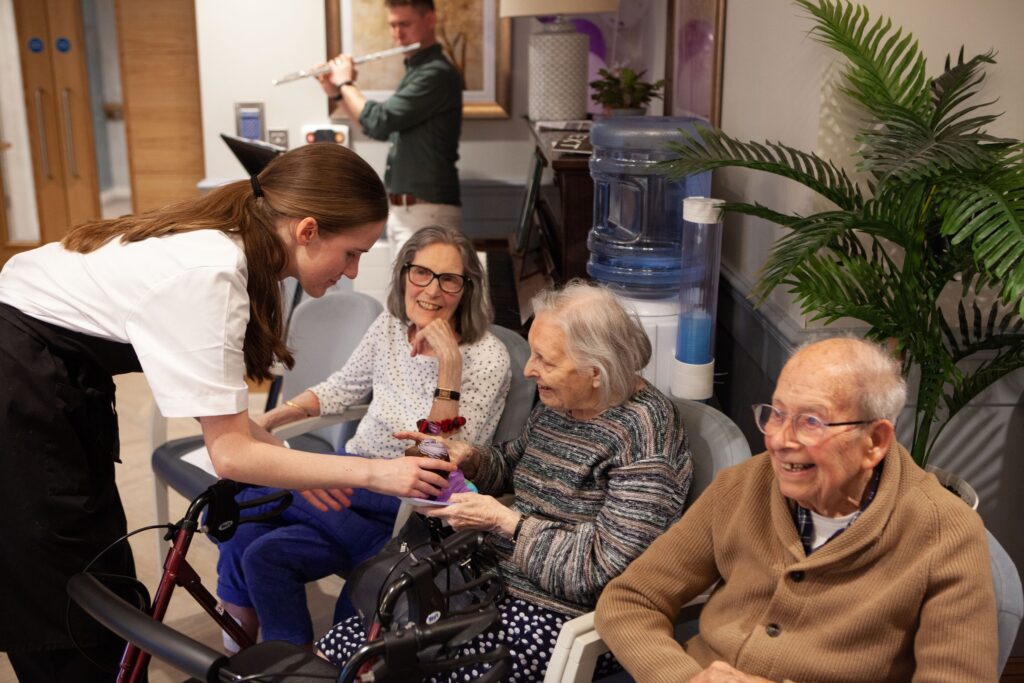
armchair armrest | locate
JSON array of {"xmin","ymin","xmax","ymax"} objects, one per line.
[
  {"xmin": 542, "ymin": 590, "xmax": 714, "ymax": 683},
  {"xmin": 270, "ymin": 404, "xmax": 369, "ymax": 442}
]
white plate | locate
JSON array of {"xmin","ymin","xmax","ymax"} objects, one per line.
[{"xmin": 398, "ymin": 497, "xmax": 452, "ymax": 507}]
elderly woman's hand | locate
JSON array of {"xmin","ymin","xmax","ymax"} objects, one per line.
[
  {"xmin": 410, "ymin": 318, "xmax": 459, "ymax": 359},
  {"xmin": 394, "ymin": 430, "xmax": 476, "ymax": 467},
  {"xmin": 422, "ymin": 492, "xmax": 520, "ymax": 536},
  {"xmin": 690, "ymin": 662, "xmax": 774, "ymax": 683}
]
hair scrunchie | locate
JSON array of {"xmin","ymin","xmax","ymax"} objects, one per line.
[{"xmin": 250, "ymin": 174, "xmax": 264, "ymax": 199}]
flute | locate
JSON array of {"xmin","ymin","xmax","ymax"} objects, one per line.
[{"xmin": 272, "ymin": 43, "xmax": 421, "ymax": 86}]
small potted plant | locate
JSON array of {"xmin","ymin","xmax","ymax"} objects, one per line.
[{"xmin": 590, "ymin": 67, "xmax": 665, "ymax": 116}]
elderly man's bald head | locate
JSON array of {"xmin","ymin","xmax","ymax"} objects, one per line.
[{"xmin": 787, "ymin": 337, "xmax": 907, "ymax": 422}]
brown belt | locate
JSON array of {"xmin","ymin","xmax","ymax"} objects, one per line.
[{"xmin": 388, "ymin": 193, "xmax": 419, "ymax": 206}]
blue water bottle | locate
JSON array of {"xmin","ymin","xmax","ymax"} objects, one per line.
[{"xmin": 587, "ymin": 116, "xmax": 712, "ymax": 298}]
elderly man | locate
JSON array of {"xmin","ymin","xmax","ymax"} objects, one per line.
[{"xmin": 595, "ymin": 337, "xmax": 997, "ymax": 682}]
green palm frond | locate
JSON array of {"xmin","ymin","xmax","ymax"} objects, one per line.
[
  {"xmin": 940, "ymin": 165, "xmax": 1024, "ymax": 314},
  {"xmin": 754, "ymin": 212, "xmax": 866, "ymax": 300},
  {"xmin": 941, "ymin": 341, "xmax": 1024, "ymax": 428},
  {"xmin": 777, "ymin": 252, "xmax": 901, "ymax": 332},
  {"xmin": 940, "ymin": 299, "xmax": 1024, "ymax": 361},
  {"xmin": 931, "ymin": 49, "xmax": 996, "ymax": 128},
  {"xmin": 795, "ymin": 0, "xmax": 930, "ymax": 116},
  {"xmin": 660, "ymin": 126, "xmax": 864, "ymax": 210},
  {"xmin": 857, "ymin": 107, "xmax": 1001, "ymax": 184},
  {"xmin": 856, "ymin": 50, "xmax": 1006, "ymax": 185}
]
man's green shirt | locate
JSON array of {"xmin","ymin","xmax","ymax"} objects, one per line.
[{"xmin": 358, "ymin": 44, "xmax": 462, "ymax": 205}]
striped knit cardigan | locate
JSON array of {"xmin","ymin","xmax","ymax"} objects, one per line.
[
  {"xmin": 472, "ymin": 383, "xmax": 692, "ymax": 617},
  {"xmin": 595, "ymin": 443, "xmax": 998, "ymax": 683}
]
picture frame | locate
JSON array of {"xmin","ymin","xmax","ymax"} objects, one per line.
[
  {"xmin": 665, "ymin": 0, "xmax": 726, "ymax": 126},
  {"xmin": 325, "ymin": 0, "xmax": 511, "ymax": 119}
]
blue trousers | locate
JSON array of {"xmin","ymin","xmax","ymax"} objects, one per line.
[{"xmin": 215, "ymin": 485, "xmax": 399, "ymax": 644}]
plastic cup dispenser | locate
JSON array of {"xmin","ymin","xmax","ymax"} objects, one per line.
[{"xmin": 672, "ymin": 198, "xmax": 724, "ymax": 400}]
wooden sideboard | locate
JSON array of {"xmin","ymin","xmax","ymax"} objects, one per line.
[{"xmin": 526, "ymin": 122, "xmax": 594, "ymax": 282}]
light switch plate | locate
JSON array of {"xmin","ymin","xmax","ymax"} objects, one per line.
[{"xmin": 267, "ymin": 129, "xmax": 289, "ymax": 149}]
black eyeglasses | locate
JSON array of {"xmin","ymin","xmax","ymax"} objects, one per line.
[
  {"xmin": 751, "ymin": 403, "xmax": 877, "ymax": 446},
  {"xmin": 403, "ymin": 263, "xmax": 469, "ymax": 294}
]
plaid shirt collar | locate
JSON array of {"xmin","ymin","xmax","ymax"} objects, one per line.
[{"xmin": 793, "ymin": 460, "xmax": 884, "ymax": 556}]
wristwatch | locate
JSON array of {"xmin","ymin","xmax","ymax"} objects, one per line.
[
  {"xmin": 433, "ymin": 387, "xmax": 461, "ymax": 401},
  {"xmin": 330, "ymin": 82, "xmax": 354, "ymax": 101}
]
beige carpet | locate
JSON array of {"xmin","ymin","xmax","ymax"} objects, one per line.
[{"xmin": 0, "ymin": 373, "xmax": 343, "ymax": 682}]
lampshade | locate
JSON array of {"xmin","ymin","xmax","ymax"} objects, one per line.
[
  {"xmin": 499, "ymin": 0, "xmax": 618, "ymax": 18},
  {"xmin": 500, "ymin": 0, "xmax": 619, "ymax": 121}
]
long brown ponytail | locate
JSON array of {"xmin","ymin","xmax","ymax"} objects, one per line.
[{"xmin": 62, "ymin": 144, "xmax": 387, "ymax": 381}]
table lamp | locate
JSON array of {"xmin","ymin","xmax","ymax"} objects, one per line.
[{"xmin": 500, "ymin": 0, "xmax": 619, "ymax": 121}]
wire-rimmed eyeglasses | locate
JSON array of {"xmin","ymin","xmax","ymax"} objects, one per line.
[
  {"xmin": 403, "ymin": 263, "xmax": 469, "ymax": 294},
  {"xmin": 751, "ymin": 403, "xmax": 877, "ymax": 446}
]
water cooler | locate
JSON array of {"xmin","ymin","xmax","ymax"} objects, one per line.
[{"xmin": 587, "ymin": 116, "xmax": 723, "ymax": 399}]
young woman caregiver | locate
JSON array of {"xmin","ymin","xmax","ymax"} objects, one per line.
[{"xmin": 0, "ymin": 143, "xmax": 454, "ymax": 682}]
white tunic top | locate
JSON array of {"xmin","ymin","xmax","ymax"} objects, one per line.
[
  {"xmin": 310, "ymin": 312, "xmax": 511, "ymax": 458},
  {"xmin": 0, "ymin": 230, "xmax": 250, "ymax": 417}
]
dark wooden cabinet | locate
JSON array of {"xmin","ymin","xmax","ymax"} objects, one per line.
[{"xmin": 526, "ymin": 122, "xmax": 594, "ymax": 281}]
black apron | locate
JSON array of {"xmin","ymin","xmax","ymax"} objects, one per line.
[{"xmin": 0, "ymin": 302, "xmax": 143, "ymax": 652}]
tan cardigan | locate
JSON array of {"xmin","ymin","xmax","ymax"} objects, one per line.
[{"xmin": 594, "ymin": 443, "xmax": 998, "ymax": 682}]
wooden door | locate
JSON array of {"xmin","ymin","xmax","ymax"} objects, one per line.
[
  {"xmin": 46, "ymin": 0, "xmax": 100, "ymax": 227},
  {"xmin": 5, "ymin": 0, "xmax": 100, "ymax": 264},
  {"xmin": 115, "ymin": 0, "xmax": 204, "ymax": 212}
]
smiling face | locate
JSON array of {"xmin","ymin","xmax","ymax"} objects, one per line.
[
  {"xmin": 524, "ymin": 312, "xmax": 603, "ymax": 419},
  {"xmin": 403, "ymin": 242, "xmax": 465, "ymax": 333},
  {"xmin": 387, "ymin": 5, "xmax": 436, "ymax": 49},
  {"xmin": 767, "ymin": 344, "xmax": 890, "ymax": 517},
  {"xmin": 284, "ymin": 217, "xmax": 384, "ymax": 298}
]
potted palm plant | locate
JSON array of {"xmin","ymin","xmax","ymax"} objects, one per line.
[
  {"xmin": 660, "ymin": 0, "xmax": 1024, "ymax": 468},
  {"xmin": 590, "ymin": 67, "xmax": 665, "ymax": 116}
]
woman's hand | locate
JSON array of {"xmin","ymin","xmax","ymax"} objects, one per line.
[
  {"xmin": 394, "ymin": 430, "xmax": 475, "ymax": 467},
  {"xmin": 422, "ymin": 492, "xmax": 519, "ymax": 535},
  {"xmin": 410, "ymin": 319, "xmax": 462, "ymax": 383},
  {"xmin": 298, "ymin": 487, "xmax": 354, "ymax": 513},
  {"xmin": 367, "ymin": 456, "xmax": 455, "ymax": 499},
  {"xmin": 690, "ymin": 662, "xmax": 773, "ymax": 683},
  {"xmin": 410, "ymin": 318, "xmax": 459, "ymax": 357}
]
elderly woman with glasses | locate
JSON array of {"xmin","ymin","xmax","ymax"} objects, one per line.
[
  {"xmin": 595, "ymin": 337, "xmax": 998, "ymax": 683},
  {"xmin": 316, "ymin": 280, "xmax": 693, "ymax": 682},
  {"xmin": 213, "ymin": 225, "xmax": 512, "ymax": 649}
]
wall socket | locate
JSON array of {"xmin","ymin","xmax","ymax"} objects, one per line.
[{"xmin": 267, "ymin": 129, "xmax": 289, "ymax": 149}]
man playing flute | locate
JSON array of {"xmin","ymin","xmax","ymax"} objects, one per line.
[{"xmin": 319, "ymin": 0, "xmax": 463, "ymax": 255}]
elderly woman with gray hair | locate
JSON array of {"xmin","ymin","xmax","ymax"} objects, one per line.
[{"xmin": 316, "ymin": 280, "xmax": 694, "ymax": 682}]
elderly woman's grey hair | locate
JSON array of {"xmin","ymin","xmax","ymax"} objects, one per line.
[
  {"xmin": 386, "ymin": 225, "xmax": 493, "ymax": 344},
  {"xmin": 531, "ymin": 280, "xmax": 652, "ymax": 407},
  {"xmin": 796, "ymin": 336, "xmax": 908, "ymax": 422}
]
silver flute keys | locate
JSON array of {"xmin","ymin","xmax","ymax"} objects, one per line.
[{"xmin": 272, "ymin": 43, "xmax": 421, "ymax": 85}]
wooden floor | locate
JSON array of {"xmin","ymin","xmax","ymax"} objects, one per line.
[{"xmin": 0, "ymin": 373, "xmax": 342, "ymax": 683}]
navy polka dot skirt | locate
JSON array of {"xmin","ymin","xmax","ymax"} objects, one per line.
[{"xmin": 317, "ymin": 596, "xmax": 621, "ymax": 682}]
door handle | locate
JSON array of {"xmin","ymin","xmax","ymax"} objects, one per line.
[
  {"xmin": 61, "ymin": 88, "xmax": 78, "ymax": 178},
  {"xmin": 34, "ymin": 89, "xmax": 53, "ymax": 180}
]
